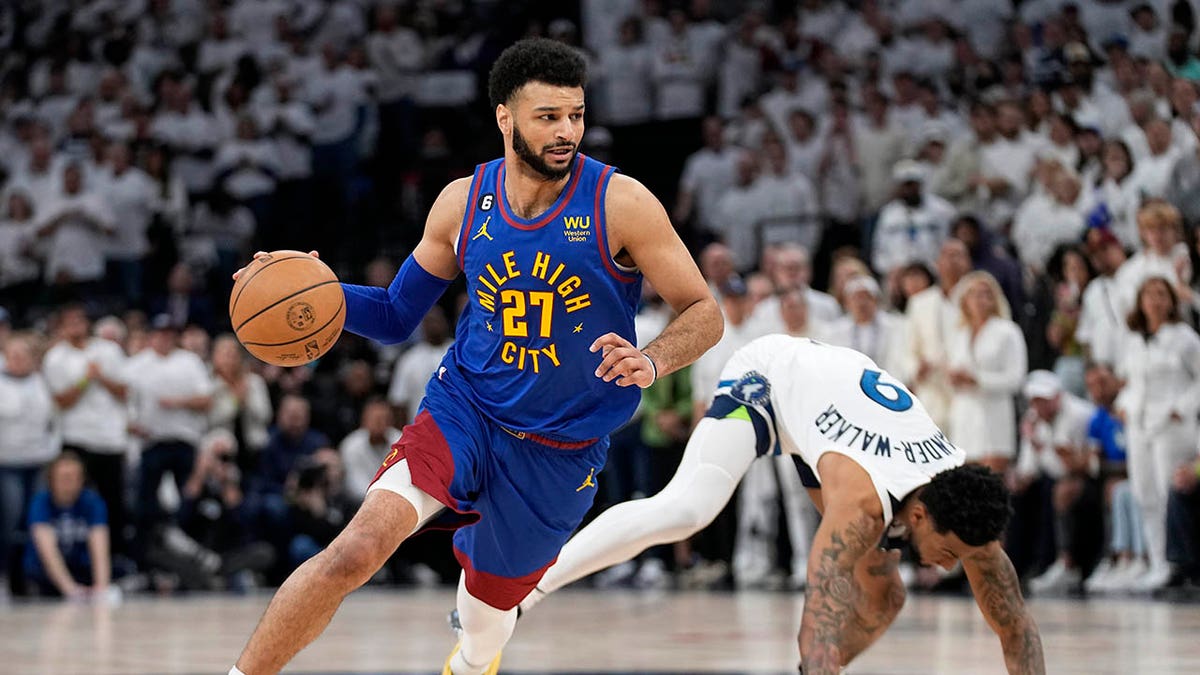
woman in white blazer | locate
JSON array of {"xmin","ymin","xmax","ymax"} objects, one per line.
[
  {"xmin": 1116, "ymin": 275, "xmax": 1200, "ymax": 590},
  {"xmin": 947, "ymin": 271, "xmax": 1030, "ymax": 473}
]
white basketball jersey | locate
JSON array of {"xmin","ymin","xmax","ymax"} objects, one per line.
[{"xmin": 714, "ymin": 334, "xmax": 966, "ymax": 523}]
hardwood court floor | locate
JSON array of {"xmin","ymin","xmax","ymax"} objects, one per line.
[{"xmin": 2, "ymin": 588, "xmax": 1199, "ymax": 674}]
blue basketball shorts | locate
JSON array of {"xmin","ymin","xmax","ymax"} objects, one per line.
[{"xmin": 371, "ymin": 369, "xmax": 608, "ymax": 609}]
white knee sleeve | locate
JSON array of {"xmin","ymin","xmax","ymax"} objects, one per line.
[{"xmin": 366, "ymin": 458, "xmax": 445, "ymax": 535}]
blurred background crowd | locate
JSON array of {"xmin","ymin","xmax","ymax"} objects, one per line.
[{"xmin": 2, "ymin": 0, "xmax": 1200, "ymax": 604}]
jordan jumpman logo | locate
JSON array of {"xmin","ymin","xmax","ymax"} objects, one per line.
[
  {"xmin": 472, "ymin": 215, "xmax": 493, "ymax": 241},
  {"xmin": 576, "ymin": 467, "xmax": 597, "ymax": 492}
]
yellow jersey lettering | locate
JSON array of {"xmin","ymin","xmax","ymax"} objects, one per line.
[
  {"xmin": 476, "ymin": 290, "xmax": 496, "ymax": 312},
  {"xmin": 528, "ymin": 349, "xmax": 541, "ymax": 373},
  {"xmin": 502, "ymin": 250, "xmax": 521, "ymax": 279},
  {"xmin": 541, "ymin": 343, "xmax": 560, "ymax": 367},
  {"xmin": 516, "ymin": 345, "xmax": 527, "ymax": 370},
  {"xmin": 557, "ymin": 275, "xmax": 582, "ymax": 297},
  {"xmin": 547, "ymin": 262, "xmax": 565, "ymax": 286},
  {"xmin": 564, "ymin": 293, "xmax": 591, "ymax": 313},
  {"xmin": 564, "ymin": 215, "xmax": 591, "ymax": 229},
  {"xmin": 531, "ymin": 251, "xmax": 550, "ymax": 280},
  {"xmin": 477, "ymin": 274, "xmax": 498, "ymax": 294},
  {"xmin": 501, "ymin": 341, "xmax": 516, "ymax": 364},
  {"xmin": 485, "ymin": 263, "xmax": 508, "ymax": 287}
]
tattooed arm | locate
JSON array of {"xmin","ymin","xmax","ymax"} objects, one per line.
[
  {"xmin": 799, "ymin": 456, "xmax": 886, "ymax": 674},
  {"xmin": 962, "ymin": 542, "xmax": 1046, "ymax": 675}
]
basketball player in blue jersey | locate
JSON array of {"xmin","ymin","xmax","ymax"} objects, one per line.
[
  {"xmin": 226, "ymin": 39, "xmax": 722, "ymax": 675},
  {"xmin": 517, "ymin": 336, "xmax": 1046, "ymax": 674}
]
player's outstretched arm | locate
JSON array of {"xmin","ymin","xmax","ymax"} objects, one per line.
[
  {"xmin": 605, "ymin": 174, "xmax": 722, "ymax": 379},
  {"xmin": 338, "ymin": 178, "xmax": 468, "ymax": 344},
  {"xmin": 962, "ymin": 542, "xmax": 1046, "ymax": 675},
  {"xmin": 799, "ymin": 457, "xmax": 886, "ymax": 674}
]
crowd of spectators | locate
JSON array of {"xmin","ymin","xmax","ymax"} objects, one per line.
[{"xmin": 3, "ymin": 0, "xmax": 1200, "ymax": 602}]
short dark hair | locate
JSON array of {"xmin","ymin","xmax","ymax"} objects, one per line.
[
  {"xmin": 487, "ymin": 38, "xmax": 587, "ymax": 109},
  {"xmin": 920, "ymin": 465, "xmax": 1012, "ymax": 546}
]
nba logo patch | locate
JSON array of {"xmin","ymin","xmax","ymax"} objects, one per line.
[{"xmin": 730, "ymin": 371, "xmax": 770, "ymax": 406}]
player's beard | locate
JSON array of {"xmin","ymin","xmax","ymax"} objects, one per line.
[{"xmin": 512, "ymin": 122, "xmax": 577, "ymax": 181}]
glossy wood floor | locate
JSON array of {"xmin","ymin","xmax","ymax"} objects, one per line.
[{"xmin": 2, "ymin": 588, "xmax": 1199, "ymax": 674}]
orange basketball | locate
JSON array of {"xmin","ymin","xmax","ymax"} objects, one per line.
[{"xmin": 229, "ymin": 250, "xmax": 345, "ymax": 367}]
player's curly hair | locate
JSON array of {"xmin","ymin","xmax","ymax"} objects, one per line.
[
  {"xmin": 488, "ymin": 38, "xmax": 588, "ymax": 109},
  {"xmin": 919, "ymin": 465, "xmax": 1012, "ymax": 546}
]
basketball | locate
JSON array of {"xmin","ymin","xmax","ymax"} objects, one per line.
[{"xmin": 229, "ymin": 250, "xmax": 345, "ymax": 367}]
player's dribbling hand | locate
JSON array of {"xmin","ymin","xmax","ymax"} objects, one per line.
[
  {"xmin": 231, "ymin": 250, "xmax": 320, "ymax": 280},
  {"xmin": 590, "ymin": 333, "xmax": 655, "ymax": 389}
]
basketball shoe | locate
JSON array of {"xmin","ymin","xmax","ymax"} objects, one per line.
[{"xmin": 441, "ymin": 643, "xmax": 502, "ymax": 675}]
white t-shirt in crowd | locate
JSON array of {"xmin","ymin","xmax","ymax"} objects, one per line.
[
  {"xmin": 0, "ymin": 371, "xmax": 58, "ymax": 466},
  {"xmin": 340, "ymin": 426, "xmax": 403, "ymax": 497},
  {"xmin": 1016, "ymin": 393, "xmax": 1097, "ymax": 481},
  {"xmin": 871, "ymin": 194, "xmax": 957, "ymax": 275},
  {"xmin": 43, "ymin": 338, "xmax": 129, "ymax": 452},
  {"xmin": 0, "ymin": 219, "xmax": 39, "ymax": 287},
  {"xmin": 305, "ymin": 65, "xmax": 367, "ymax": 145},
  {"xmin": 388, "ymin": 340, "xmax": 452, "ymax": 424},
  {"xmin": 95, "ymin": 166, "xmax": 159, "ymax": 260},
  {"xmin": 127, "ymin": 348, "xmax": 213, "ymax": 446},
  {"xmin": 678, "ymin": 146, "xmax": 739, "ymax": 233},
  {"xmin": 34, "ymin": 190, "xmax": 115, "ymax": 283},
  {"xmin": 598, "ymin": 43, "xmax": 654, "ymax": 126}
]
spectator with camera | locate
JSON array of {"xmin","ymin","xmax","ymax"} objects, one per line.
[{"xmin": 284, "ymin": 449, "xmax": 354, "ymax": 571}]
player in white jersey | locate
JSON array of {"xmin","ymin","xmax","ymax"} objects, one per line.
[{"xmin": 515, "ymin": 335, "xmax": 1045, "ymax": 674}]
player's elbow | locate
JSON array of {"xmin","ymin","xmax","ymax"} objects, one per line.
[{"xmin": 698, "ymin": 295, "xmax": 724, "ymax": 346}]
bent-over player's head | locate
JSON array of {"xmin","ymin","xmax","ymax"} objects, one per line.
[
  {"xmin": 907, "ymin": 465, "xmax": 1012, "ymax": 569},
  {"xmin": 488, "ymin": 38, "xmax": 587, "ymax": 180}
]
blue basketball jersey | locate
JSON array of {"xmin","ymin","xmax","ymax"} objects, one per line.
[{"xmin": 444, "ymin": 154, "xmax": 643, "ymax": 441}]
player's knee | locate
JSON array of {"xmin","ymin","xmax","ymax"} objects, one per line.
[
  {"xmin": 676, "ymin": 501, "xmax": 719, "ymax": 533},
  {"xmin": 319, "ymin": 535, "xmax": 387, "ymax": 589}
]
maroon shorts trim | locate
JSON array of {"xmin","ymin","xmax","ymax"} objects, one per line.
[
  {"xmin": 369, "ymin": 410, "xmax": 479, "ymax": 528},
  {"xmin": 454, "ymin": 545, "xmax": 557, "ymax": 610}
]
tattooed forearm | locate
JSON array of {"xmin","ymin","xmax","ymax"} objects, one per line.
[
  {"xmin": 799, "ymin": 510, "xmax": 883, "ymax": 675},
  {"xmin": 964, "ymin": 546, "xmax": 1046, "ymax": 675}
]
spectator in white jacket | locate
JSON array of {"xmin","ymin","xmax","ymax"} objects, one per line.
[
  {"xmin": 947, "ymin": 271, "xmax": 1029, "ymax": 473},
  {"xmin": 31, "ymin": 162, "xmax": 115, "ymax": 291},
  {"xmin": 1011, "ymin": 162, "xmax": 1090, "ymax": 274},
  {"xmin": 1115, "ymin": 200, "xmax": 1192, "ymax": 318},
  {"xmin": 1116, "ymin": 275, "xmax": 1200, "ymax": 591},
  {"xmin": 0, "ymin": 335, "xmax": 58, "ymax": 580},
  {"xmin": 209, "ymin": 335, "xmax": 272, "ymax": 464},
  {"xmin": 871, "ymin": 160, "xmax": 956, "ymax": 296},
  {"xmin": 819, "ymin": 275, "xmax": 903, "ymax": 372},
  {"xmin": 340, "ymin": 399, "xmax": 402, "ymax": 500},
  {"xmin": 899, "ymin": 238, "xmax": 972, "ymax": 430},
  {"xmin": 1076, "ymin": 231, "xmax": 1129, "ymax": 368}
]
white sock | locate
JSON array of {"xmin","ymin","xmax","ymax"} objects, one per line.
[
  {"xmin": 450, "ymin": 574, "xmax": 517, "ymax": 675},
  {"xmin": 229, "ymin": 668, "xmax": 247, "ymax": 675}
]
